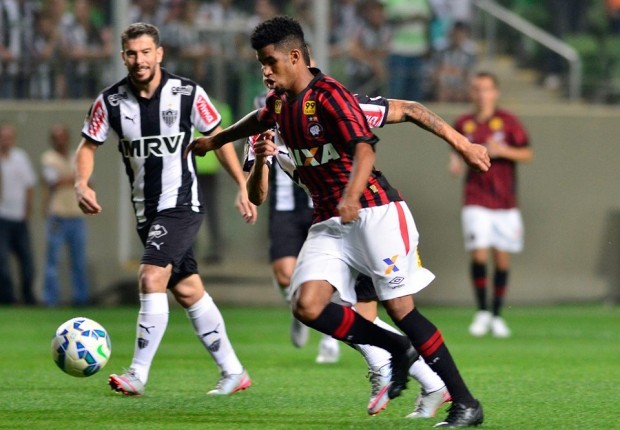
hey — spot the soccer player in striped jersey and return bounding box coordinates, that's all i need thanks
[187,16,489,427]
[74,23,255,397]
[245,92,455,418]
[450,72,533,338]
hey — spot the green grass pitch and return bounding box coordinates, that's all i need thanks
[0,304,618,429]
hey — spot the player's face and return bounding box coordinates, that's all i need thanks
[122,35,163,86]
[257,44,295,94]
[470,76,499,111]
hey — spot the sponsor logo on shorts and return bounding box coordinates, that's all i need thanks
[383,255,400,275]
[388,276,405,289]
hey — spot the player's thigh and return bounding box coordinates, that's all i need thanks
[291,218,357,305]
[462,205,493,251]
[491,208,524,253]
[137,208,202,275]
[353,203,435,301]
[268,209,312,261]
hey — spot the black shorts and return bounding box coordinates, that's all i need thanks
[355,274,378,302]
[137,207,202,282]
[269,208,313,261]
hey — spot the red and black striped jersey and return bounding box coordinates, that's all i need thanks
[256,68,401,223]
[454,108,529,209]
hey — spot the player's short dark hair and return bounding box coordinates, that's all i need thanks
[250,16,309,65]
[121,22,161,49]
[474,71,499,88]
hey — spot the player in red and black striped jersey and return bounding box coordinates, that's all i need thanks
[187,16,489,426]
[450,72,533,339]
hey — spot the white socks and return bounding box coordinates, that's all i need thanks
[186,292,243,375]
[355,315,446,393]
[130,292,169,384]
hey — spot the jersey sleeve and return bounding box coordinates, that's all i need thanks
[507,114,529,147]
[192,86,222,135]
[255,91,279,128]
[356,95,390,129]
[321,89,379,148]
[81,94,111,144]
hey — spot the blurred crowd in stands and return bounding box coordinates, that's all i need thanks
[1,0,618,105]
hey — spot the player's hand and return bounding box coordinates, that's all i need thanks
[461,142,491,172]
[184,136,219,158]
[75,183,102,215]
[337,196,361,224]
[252,131,278,160]
[485,137,506,159]
[235,187,258,225]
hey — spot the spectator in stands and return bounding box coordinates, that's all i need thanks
[128,0,165,28]
[432,21,477,102]
[30,12,62,99]
[61,0,113,98]
[0,122,37,305]
[0,0,22,98]
[384,0,433,101]
[429,0,473,50]
[345,0,392,97]
[606,0,620,34]
[41,123,89,307]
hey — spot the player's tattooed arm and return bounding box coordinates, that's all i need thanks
[386,99,491,172]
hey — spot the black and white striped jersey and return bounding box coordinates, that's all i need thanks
[81,69,221,224]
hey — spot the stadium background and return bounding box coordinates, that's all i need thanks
[2,0,620,306]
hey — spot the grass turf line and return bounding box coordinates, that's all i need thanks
[0,304,617,429]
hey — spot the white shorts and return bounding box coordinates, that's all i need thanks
[290,201,435,305]
[461,205,524,253]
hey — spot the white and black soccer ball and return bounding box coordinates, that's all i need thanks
[51,317,112,377]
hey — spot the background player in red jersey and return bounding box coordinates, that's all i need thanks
[188,16,489,427]
[450,71,534,338]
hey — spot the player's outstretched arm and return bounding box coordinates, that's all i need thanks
[246,131,277,206]
[185,109,268,158]
[74,138,102,215]
[211,126,257,225]
[386,99,490,172]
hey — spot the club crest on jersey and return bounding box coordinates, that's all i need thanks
[290,142,340,167]
[171,85,193,96]
[307,122,323,138]
[162,108,178,127]
[304,100,316,115]
[107,91,128,107]
[274,99,282,114]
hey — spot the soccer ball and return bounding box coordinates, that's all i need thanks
[51,317,112,377]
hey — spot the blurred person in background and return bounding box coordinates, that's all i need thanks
[384,0,432,101]
[450,72,533,338]
[345,0,392,97]
[0,122,37,305]
[30,12,63,99]
[432,21,477,102]
[41,123,89,307]
[61,0,113,99]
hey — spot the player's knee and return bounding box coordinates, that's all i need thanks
[292,293,323,322]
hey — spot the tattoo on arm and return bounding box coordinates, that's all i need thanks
[403,102,447,138]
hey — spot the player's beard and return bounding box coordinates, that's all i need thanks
[129,65,157,86]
